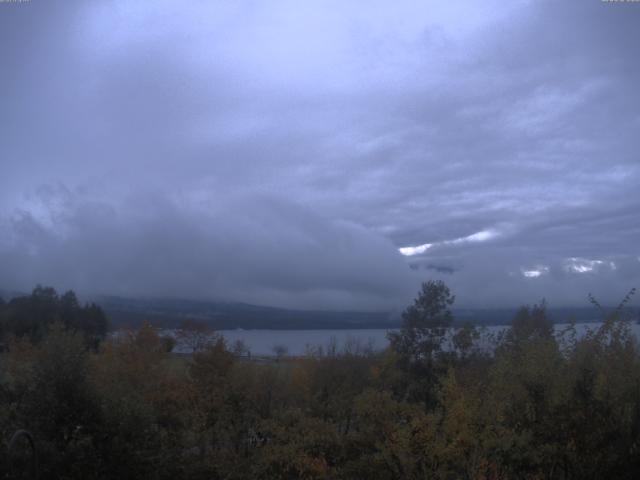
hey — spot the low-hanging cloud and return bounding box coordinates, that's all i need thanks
[0,187,416,310]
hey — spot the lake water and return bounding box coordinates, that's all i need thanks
[168,321,640,356]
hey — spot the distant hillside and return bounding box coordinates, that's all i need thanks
[3,288,623,330]
[95,296,400,330]
[93,295,613,331]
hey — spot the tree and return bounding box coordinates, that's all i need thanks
[160,335,177,353]
[232,339,251,358]
[388,280,455,362]
[502,301,552,351]
[272,344,289,360]
[386,280,455,406]
[178,319,214,353]
[2,286,59,341]
[0,286,108,346]
[452,322,480,360]
[15,323,102,478]
[91,321,174,478]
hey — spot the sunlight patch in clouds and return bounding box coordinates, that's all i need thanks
[521,265,550,278]
[449,229,499,245]
[399,243,433,257]
[399,229,500,257]
[562,257,616,274]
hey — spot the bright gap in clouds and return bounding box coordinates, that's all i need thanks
[399,243,433,256]
[522,270,542,278]
[399,229,499,256]
[521,266,550,278]
[448,229,499,245]
[563,258,615,274]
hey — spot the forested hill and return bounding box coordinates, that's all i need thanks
[94,296,398,330]
[92,295,609,330]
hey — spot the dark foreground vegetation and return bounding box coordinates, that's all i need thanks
[1,283,639,479]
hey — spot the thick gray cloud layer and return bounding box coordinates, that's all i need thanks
[1,0,639,309]
[0,186,413,309]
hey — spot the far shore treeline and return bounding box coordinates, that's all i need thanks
[1,282,639,479]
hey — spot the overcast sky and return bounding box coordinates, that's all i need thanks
[1,0,639,310]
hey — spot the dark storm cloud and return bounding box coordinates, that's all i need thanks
[1,0,639,309]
